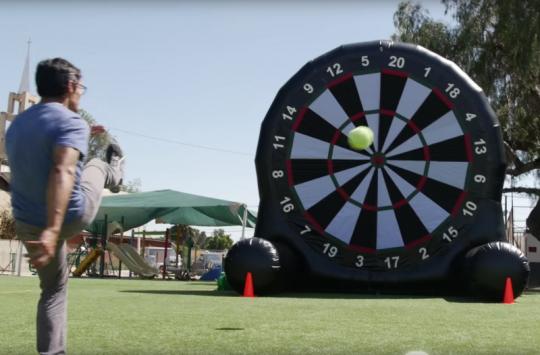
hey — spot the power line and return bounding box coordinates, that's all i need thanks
[109,127,252,157]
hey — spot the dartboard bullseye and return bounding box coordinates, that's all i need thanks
[251,41,508,285]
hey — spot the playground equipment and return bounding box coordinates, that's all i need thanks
[72,248,102,277]
[106,243,158,278]
[225,41,530,299]
[70,219,158,278]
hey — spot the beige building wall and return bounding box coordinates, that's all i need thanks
[0,91,39,163]
[0,239,33,276]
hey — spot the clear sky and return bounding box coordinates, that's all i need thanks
[1,1,459,239]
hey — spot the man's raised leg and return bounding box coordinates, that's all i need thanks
[79,155,124,226]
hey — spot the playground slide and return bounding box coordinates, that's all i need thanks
[105,243,141,274]
[106,243,158,278]
[72,249,102,277]
[118,244,159,276]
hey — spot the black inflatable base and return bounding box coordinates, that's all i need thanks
[463,241,530,301]
[224,238,281,295]
[224,237,305,295]
[225,238,530,301]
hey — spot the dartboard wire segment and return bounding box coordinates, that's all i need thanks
[262,42,503,271]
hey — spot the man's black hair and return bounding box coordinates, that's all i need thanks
[35,58,81,98]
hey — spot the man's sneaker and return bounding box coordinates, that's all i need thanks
[105,143,125,193]
[106,143,123,164]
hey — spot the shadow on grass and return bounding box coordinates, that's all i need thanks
[119,285,538,302]
[275,292,441,300]
[120,289,238,297]
[442,296,494,303]
[120,289,464,300]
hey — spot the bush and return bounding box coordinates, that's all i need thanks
[0,209,16,240]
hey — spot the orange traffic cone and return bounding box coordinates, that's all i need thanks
[503,277,514,304]
[243,272,255,297]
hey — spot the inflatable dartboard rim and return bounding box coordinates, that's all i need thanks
[255,40,506,284]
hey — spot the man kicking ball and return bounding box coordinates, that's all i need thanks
[6,58,124,355]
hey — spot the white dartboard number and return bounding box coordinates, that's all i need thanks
[389,56,405,68]
[384,256,399,269]
[445,83,460,98]
[361,56,370,67]
[300,225,311,235]
[419,247,429,260]
[462,201,477,217]
[474,174,486,184]
[355,255,364,268]
[282,106,297,121]
[326,63,343,77]
[474,138,487,155]
[465,113,477,122]
[280,196,294,213]
[442,226,459,242]
[322,243,338,258]
[304,83,314,94]
[272,170,284,179]
[273,135,286,150]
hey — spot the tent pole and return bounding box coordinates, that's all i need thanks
[175,225,181,269]
[130,229,135,278]
[162,229,169,280]
[241,204,248,240]
[16,240,23,276]
[142,230,146,262]
[100,214,108,278]
[118,216,124,279]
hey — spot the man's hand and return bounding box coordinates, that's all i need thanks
[25,228,59,269]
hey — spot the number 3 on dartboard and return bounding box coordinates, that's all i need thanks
[355,255,364,267]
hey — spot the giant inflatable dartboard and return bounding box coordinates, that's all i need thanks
[226,41,529,298]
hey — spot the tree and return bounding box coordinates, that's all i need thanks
[0,209,16,240]
[204,229,234,250]
[121,178,142,193]
[170,224,203,244]
[79,109,117,162]
[393,0,540,234]
[192,231,207,250]
[80,109,142,193]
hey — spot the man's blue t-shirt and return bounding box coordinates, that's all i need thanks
[6,102,90,227]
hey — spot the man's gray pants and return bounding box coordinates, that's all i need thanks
[16,158,121,355]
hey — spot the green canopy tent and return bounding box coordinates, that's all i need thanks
[88,189,257,234]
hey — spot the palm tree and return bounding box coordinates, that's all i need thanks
[79,109,117,162]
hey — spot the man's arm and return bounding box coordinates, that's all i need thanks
[26,146,80,268]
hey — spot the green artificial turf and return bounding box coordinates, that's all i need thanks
[0,276,539,354]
